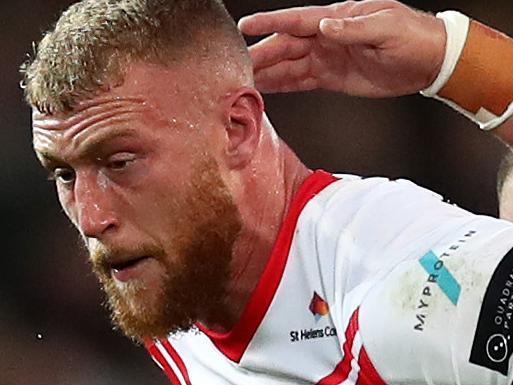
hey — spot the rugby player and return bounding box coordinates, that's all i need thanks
[22,0,513,384]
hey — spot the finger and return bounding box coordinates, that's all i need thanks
[238,1,401,37]
[319,11,397,46]
[238,5,335,37]
[253,56,313,93]
[248,34,314,71]
[344,0,403,16]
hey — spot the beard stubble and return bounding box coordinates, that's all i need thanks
[90,160,242,342]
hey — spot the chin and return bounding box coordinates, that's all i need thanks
[106,273,197,341]
[123,281,161,314]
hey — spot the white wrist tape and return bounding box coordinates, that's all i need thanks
[422,11,470,97]
[421,11,513,131]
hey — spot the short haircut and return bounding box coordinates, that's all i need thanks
[497,149,513,203]
[21,0,252,114]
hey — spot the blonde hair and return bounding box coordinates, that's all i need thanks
[21,0,251,114]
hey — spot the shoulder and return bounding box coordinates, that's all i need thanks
[322,174,445,210]
[309,173,513,312]
[315,173,513,272]
[356,215,513,383]
[307,173,466,240]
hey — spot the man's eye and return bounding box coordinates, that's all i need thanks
[108,160,130,170]
[106,154,136,171]
[50,168,76,184]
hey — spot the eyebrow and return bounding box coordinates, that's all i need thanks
[37,127,141,167]
[77,127,140,156]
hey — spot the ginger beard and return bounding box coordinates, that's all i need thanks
[89,160,242,341]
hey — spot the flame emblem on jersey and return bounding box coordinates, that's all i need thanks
[309,292,330,321]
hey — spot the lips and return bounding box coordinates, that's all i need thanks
[109,256,153,282]
[110,256,150,272]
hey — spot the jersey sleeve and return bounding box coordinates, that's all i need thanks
[327,177,513,384]
[359,220,513,384]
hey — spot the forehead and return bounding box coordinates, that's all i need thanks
[33,62,199,122]
[32,63,209,153]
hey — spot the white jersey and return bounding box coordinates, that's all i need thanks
[146,170,513,385]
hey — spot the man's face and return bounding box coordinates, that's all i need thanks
[32,64,242,341]
[500,174,513,221]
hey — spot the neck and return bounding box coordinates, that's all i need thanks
[202,125,311,332]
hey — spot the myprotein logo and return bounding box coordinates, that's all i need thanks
[419,250,461,305]
[414,231,476,333]
[470,247,513,375]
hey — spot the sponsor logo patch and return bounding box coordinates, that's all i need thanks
[419,251,461,306]
[309,291,330,321]
[289,292,337,343]
[413,231,476,332]
[470,247,513,375]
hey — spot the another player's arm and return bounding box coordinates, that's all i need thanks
[426,14,513,143]
[238,0,513,145]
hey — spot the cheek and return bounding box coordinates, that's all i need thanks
[129,180,190,237]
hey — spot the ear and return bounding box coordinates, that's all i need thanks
[222,87,265,169]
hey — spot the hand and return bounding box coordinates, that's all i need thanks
[238,0,446,97]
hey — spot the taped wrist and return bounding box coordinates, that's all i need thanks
[422,11,513,131]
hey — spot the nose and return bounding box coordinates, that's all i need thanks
[74,174,119,239]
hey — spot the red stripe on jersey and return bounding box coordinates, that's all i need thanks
[145,341,183,385]
[356,347,388,385]
[198,170,339,363]
[161,339,193,385]
[317,308,360,385]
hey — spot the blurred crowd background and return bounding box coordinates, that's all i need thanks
[2,0,513,384]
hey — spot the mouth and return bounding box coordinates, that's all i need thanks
[109,256,153,282]
[110,256,150,272]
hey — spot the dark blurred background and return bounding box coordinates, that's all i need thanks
[2,1,512,384]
